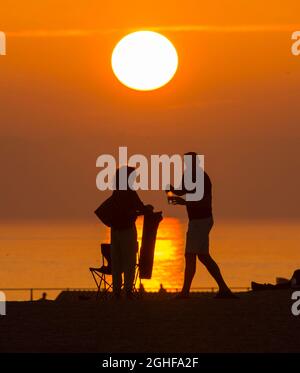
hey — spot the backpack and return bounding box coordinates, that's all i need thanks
[94,195,117,227]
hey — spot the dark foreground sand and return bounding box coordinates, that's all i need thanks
[0,290,299,353]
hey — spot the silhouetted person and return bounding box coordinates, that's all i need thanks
[252,269,300,291]
[110,166,152,300]
[139,284,146,294]
[167,152,236,299]
[158,283,167,294]
[39,292,47,301]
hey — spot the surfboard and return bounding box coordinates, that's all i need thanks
[139,211,163,279]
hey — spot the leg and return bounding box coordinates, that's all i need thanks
[181,253,197,296]
[197,253,230,292]
[122,228,137,295]
[110,230,122,297]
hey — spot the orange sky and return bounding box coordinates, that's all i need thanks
[0,0,300,221]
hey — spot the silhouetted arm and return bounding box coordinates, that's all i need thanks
[168,174,195,196]
[172,196,186,205]
[169,185,187,196]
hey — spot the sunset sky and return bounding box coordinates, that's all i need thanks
[1,0,300,221]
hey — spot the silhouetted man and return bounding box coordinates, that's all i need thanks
[167,152,236,299]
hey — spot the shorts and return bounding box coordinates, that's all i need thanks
[185,217,214,254]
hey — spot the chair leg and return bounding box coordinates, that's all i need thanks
[97,276,102,298]
[91,270,100,298]
[90,269,109,299]
[103,274,106,291]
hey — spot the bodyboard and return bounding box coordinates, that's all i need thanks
[139,211,163,279]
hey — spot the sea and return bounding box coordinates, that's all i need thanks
[0,218,299,300]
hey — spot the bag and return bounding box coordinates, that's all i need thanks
[291,269,300,288]
[94,195,117,227]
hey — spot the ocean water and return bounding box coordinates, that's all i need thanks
[0,218,299,300]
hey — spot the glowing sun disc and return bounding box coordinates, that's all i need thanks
[111,31,178,91]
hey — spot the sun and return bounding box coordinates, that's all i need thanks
[111,31,178,91]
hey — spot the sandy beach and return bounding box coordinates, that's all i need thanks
[0,289,299,353]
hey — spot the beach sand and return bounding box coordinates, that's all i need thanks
[0,290,299,353]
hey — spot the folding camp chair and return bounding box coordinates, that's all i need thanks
[89,244,113,297]
[89,242,141,298]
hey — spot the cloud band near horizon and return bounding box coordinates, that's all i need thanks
[6,24,300,38]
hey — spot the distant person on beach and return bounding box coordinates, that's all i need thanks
[158,283,167,294]
[110,166,153,300]
[38,292,47,301]
[166,152,236,299]
[252,269,300,291]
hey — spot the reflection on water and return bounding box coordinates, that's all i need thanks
[0,218,299,300]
